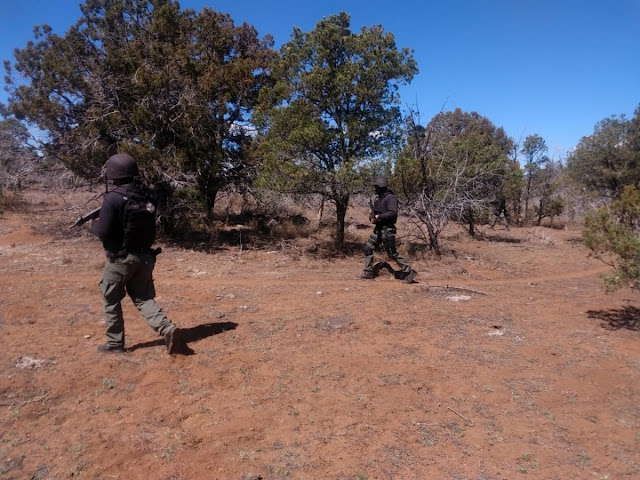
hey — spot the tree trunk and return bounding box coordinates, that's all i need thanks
[206,188,218,220]
[524,175,533,224]
[423,215,441,258]
[536,199,544,226]
[513,197,523,226]
[334,194,349,249]
[317,196,325,232]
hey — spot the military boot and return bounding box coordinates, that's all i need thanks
[402,270,417,284]
[97,343,124,354]
[164,327,194,355]
[164,327,184,354]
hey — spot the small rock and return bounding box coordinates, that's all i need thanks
[447,295,471,302]
[322,315,354,330]
[242,473,263,480]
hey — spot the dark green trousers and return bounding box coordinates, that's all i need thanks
[99,251,175,348]
[363,226,412,274]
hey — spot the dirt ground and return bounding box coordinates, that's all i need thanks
[1,188,638,480]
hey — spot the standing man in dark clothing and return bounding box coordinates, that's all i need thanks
[91,153,189,355]
[490,196,510,230]
[361,176,416,283]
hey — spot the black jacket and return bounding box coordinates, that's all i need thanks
[91,181,157,255]
[371,189,398,228]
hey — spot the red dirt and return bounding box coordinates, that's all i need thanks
[1,188,638,480]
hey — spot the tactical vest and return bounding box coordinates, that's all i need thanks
[116,185,157,252]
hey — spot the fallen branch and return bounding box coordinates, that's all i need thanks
[447,406,469,422]
[0,392,50,407]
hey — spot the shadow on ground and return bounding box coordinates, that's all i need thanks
[482,233,523,243]
[587,306,640,331]
[128,321,239,352]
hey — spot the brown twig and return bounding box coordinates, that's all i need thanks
[447,406,469,422]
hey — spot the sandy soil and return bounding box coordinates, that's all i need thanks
[1,188,638,480]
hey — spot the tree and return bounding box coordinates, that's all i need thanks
[253,12,417,248]
[2,0,274,227]
[569,105,640,291]
[583,185,639,291]
[395,108,515,254]
[567,105,640,198]
[520,134,549,222]
[533,160,565,226]
[0,118,40,193]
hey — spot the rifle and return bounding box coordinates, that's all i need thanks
[71,207,101,228]
[71,178,108,228]
[369,197,376,222]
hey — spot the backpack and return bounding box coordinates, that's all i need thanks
[119,185,157,252]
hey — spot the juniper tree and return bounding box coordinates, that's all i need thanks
[395,108,516,254]
[569,104,640,290]
[3,0,274,226]
[253,12,417,248]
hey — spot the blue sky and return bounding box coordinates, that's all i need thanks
[1,0,639,159]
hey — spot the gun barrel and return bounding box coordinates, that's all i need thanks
[71,207,101,228]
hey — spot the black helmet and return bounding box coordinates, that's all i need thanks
[105,153,139,180]
[372,175,389,188]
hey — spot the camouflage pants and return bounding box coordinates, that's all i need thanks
[490,207,510,229]
[363,226,412,275]
[99,251,175,348]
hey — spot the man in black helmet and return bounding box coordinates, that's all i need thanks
[90,153,190,355]
[361,175,416,283]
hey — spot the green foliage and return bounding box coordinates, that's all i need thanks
[3,0,275,219]
[397,109,514,199]
[521,134,548,167]
[520,134,549,222]
[254,12,417,246]
[583,185,640,291]
[569,105,640,291]
[567,104,640,198]
[396,108,516,248]
[503,159,525,216]
[534,194,564,225]
[532,160,565,226]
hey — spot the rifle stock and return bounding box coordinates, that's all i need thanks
[71,207,101,228]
